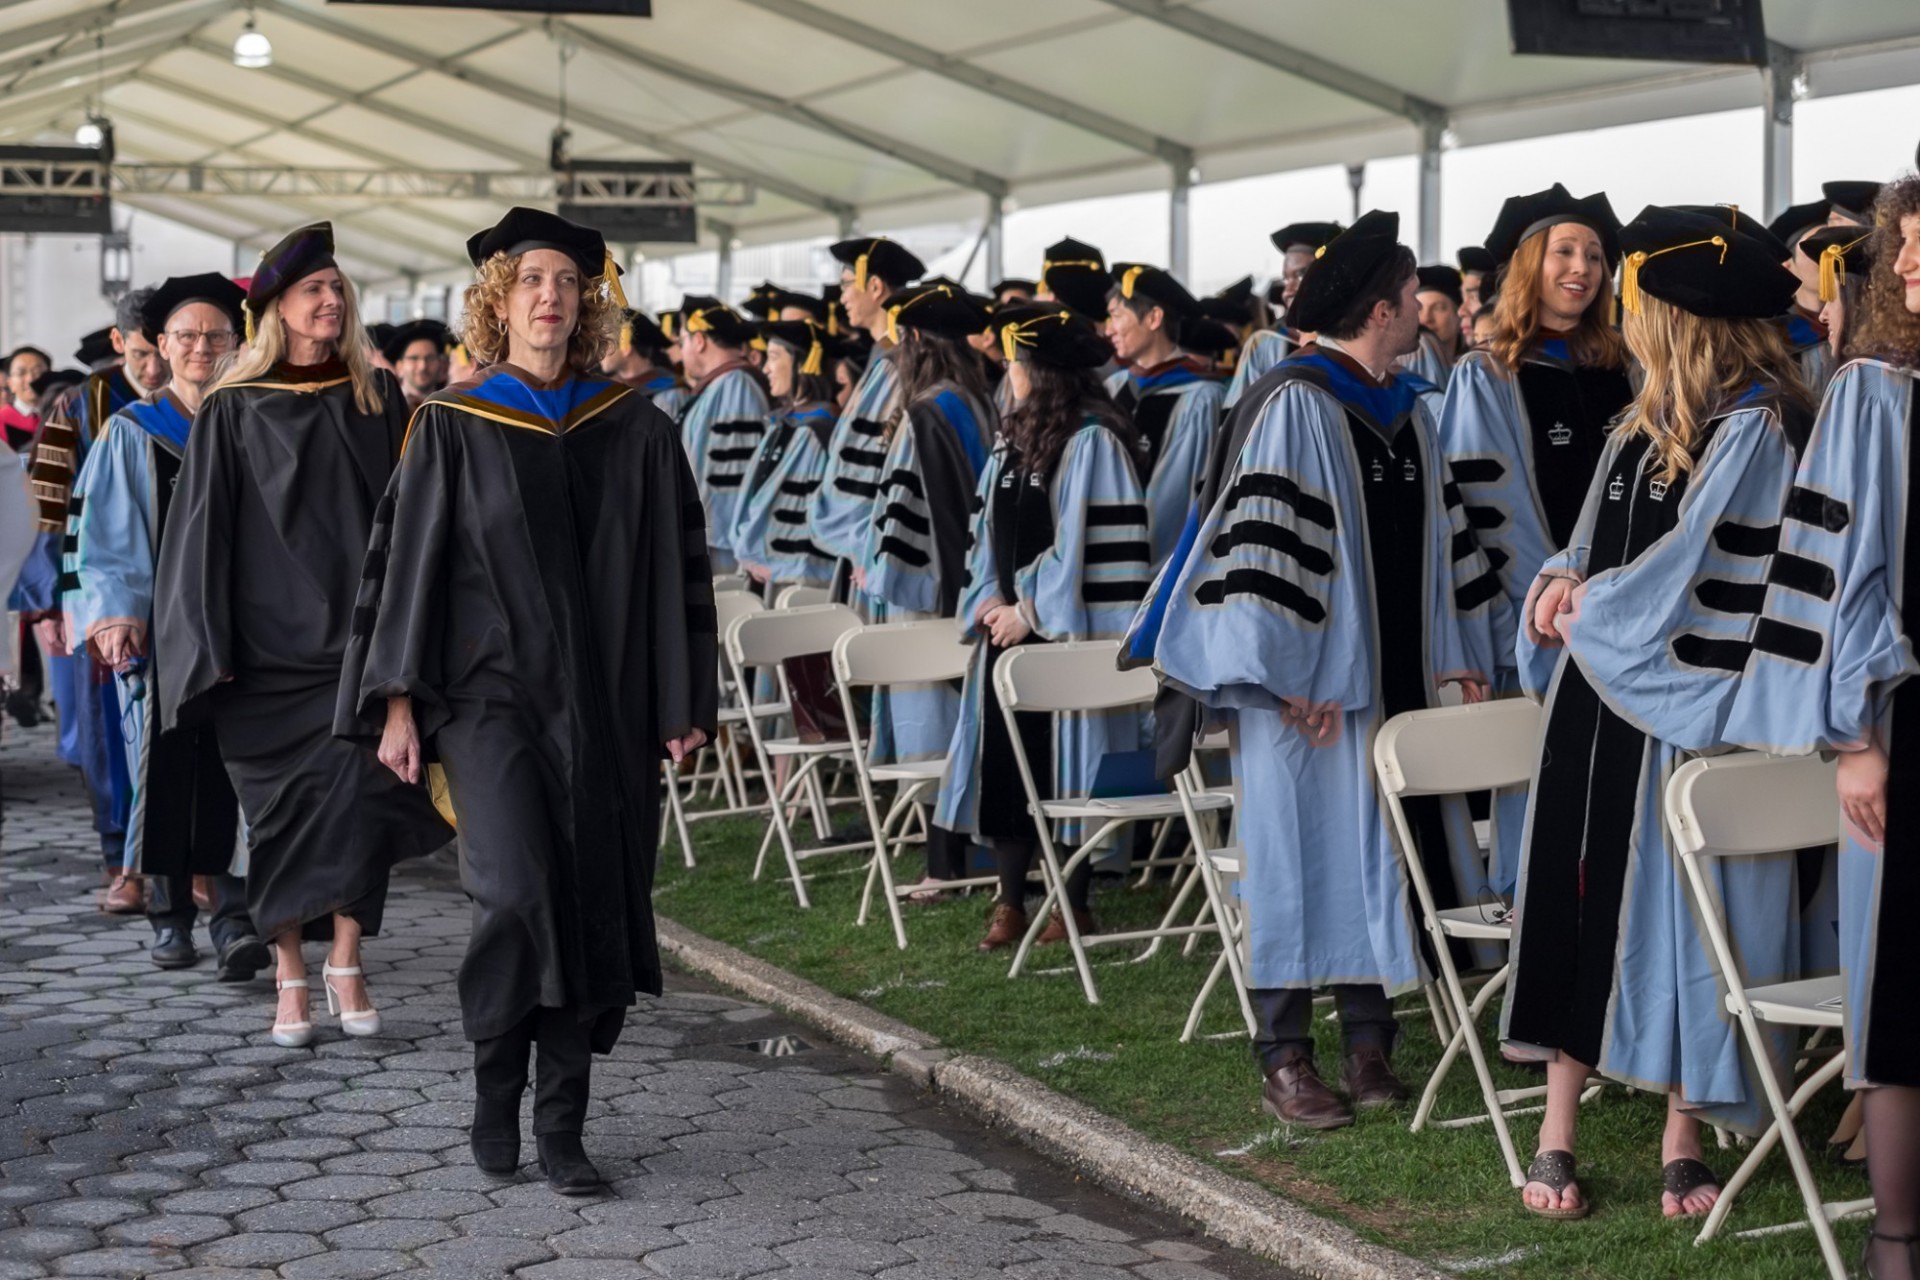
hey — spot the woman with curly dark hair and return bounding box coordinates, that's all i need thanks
[934,303,1153,950]
[337,207,717,1195]
[1734,175,1920,1280]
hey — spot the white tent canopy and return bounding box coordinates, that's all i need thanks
[2,0,1917,288]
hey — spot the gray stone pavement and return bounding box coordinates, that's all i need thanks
[0,722,1301,1280]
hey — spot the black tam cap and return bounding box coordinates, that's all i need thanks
[1270,222,1343,255]
[366,322,395,350]
[1457,245,1497,276]
[141,273,246,343]
[1619,206,1798,320]
[990,278,1037,301]
[467,207,625,306]
[992,302,1112,370]
[31,368,85,399]
[245,222,336,334]
[1415,265,1463,306]
[884,277,992,341]
[1175,316,1239,357]
[1822,181,1883,225]
[742,281,782,319]
[1768,199,1831,252]
[1485,184,1621,268]
[656,309,681,341]
[1039,237,1109,320]
[1287,209,1406,334]
[769,287,828,323]
[1109,264,1201,322]
[760,319,830,376]
[381,318,453,364]
[830,237,925,292]
[677,296,758,347]
[616,310,672,354]
[1798,225,1874,304]
[73,326,115,368]
[1672,205,1789,265]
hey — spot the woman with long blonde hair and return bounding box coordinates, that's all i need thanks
[1501,207,1814,1223]
[154,223,451,1052]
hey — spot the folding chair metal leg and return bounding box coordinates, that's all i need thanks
[661,761,697,869]
[847,755,911,950]
[1132,857,1206,963]
[1007,833,1104,1004]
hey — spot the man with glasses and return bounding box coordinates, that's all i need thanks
[67,274,262,978]
[380,318,453,410]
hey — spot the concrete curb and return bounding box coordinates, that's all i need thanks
[656,916,1449,1280]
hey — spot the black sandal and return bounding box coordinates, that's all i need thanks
[1864,1229,1920,1280]
[1522,1149,1590,1220]
[1660,1157,1720,1218]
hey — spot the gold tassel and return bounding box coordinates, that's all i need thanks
[244,307,256,345]
[661,313,675,339]
[1819,244,1844,304]
[602,249,628,310]
[686,308,713,334]
[886,306,899,344]
[1314,244,1328,260]
[827,310,839,336]
[1620,251,1647,316]
[801,333,823,376]
[1001,323,1020,364]
[1120,265,1146,299]
[855,250,870,293]
[618,322,632,356]
[451,342,467,365]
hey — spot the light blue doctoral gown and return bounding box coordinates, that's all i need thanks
[680,364,768,573]
[810,346,900,565]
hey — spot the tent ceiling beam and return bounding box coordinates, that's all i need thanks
[0,1,231,91]
[542,17,1008,197]
[0,0,226,90]
[731,0,1194,169]
[1094,0,1446,128]
[254,0,857,219]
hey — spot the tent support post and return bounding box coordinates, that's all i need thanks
[985,194,1005,289]
[1416,113,1444,264]
[714,221,735,301]
[1762,41,1798,225]
[1169,164,1191,283]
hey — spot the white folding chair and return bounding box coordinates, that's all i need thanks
[725,604,865,906]
[660,589,778,864]
[712,571,750,595]
[1173,762,1258,1042]
[775,584,833,611]
[1666,752,1868,1280]
[993,641,1233,1004]
[1374,699,1589,1189]
[829,620,993,948]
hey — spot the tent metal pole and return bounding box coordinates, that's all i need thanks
[714,222,736,302]
[1169,165,1191,283]
[985,194,1005,289]
[1762,41,1798,224]
[1417,115,1444,265]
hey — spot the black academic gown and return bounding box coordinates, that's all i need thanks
[335,365,719,1049]
[156,362,452,942]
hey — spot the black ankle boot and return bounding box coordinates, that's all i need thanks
[535,1132,601,1195]
[470,1093,522,1176]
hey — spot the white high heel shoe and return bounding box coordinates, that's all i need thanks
[272,977,314,1048]
[323,963,381,1037]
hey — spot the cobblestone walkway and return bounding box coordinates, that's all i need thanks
[0,724,1299,1280]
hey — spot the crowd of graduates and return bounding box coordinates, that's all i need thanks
[0,168,1913,1274]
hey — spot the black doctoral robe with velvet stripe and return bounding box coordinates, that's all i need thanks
[335,366,718,1049]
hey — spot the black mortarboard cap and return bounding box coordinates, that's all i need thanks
[760,318,830,375]
[657,309,681,341]
[1484,184,1621,268]
[1286,209,1405,335]
[1039,237,1108,318]
[1457,245,1497,275]
[141,273,246,343]
[741,281,782,319]
[1415,265,1463,306]
[381,318,454,364]
[1798,225,1874,304]
[990,278,1037,301]
[1109,264,1201,321]
[245,222,336,333]
[885,277,992,340]
[467,206,625,305]
[769,286,828,323]
[1175,315,1239,357]
[991,302,1113,370]
[617,310,671,354]
[31,368,85,399]
[830,237,925,291]
[1673,205,1789,265]
[1619,205,1799,320]
[73,326,115,367]
[1270,222,1344,254]
[1767,199,1831,252]
[1822,181,1883,224]
[677,295,758,347]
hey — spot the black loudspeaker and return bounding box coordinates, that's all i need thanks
[329,0,648,14]
[1507,0,1768,66]
[0,145,112,234]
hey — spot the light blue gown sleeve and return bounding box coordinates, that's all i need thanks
[1144,382,1223,569]
[1425,404,1505,688]
[811,355,898,564]
[954,453,1001,642]
[691,371,769,552]
[727,414,785,568]
[757,428,836,589]
[1725,361,1919,753]
[1224,331,1289,409]
[65,415,153,645]
[1018,425,1153,641]
[1438,353,1551,674]
[1559,406,1805,750]
[1152,383,1373,716]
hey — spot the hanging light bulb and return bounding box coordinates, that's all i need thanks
[74,115,106,148]
[232,11,272,68]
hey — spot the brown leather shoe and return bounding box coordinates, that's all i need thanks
[978,902,1029,952]
[1341,1047,1410,1108]
[1261,1052,1353,1130]
[1035,907,1097,945]
[191,875,214,913]
[101,871,144,915]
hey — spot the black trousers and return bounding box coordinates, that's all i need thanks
[1250,984,1397,1075]
[473,1006,593,1136]
[995,840,1092,910]
[925,823,971,880]
[147,872,253,952]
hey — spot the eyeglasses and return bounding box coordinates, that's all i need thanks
[165,329,236,350]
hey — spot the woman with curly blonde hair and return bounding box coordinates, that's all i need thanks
[338,207,717,1195]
